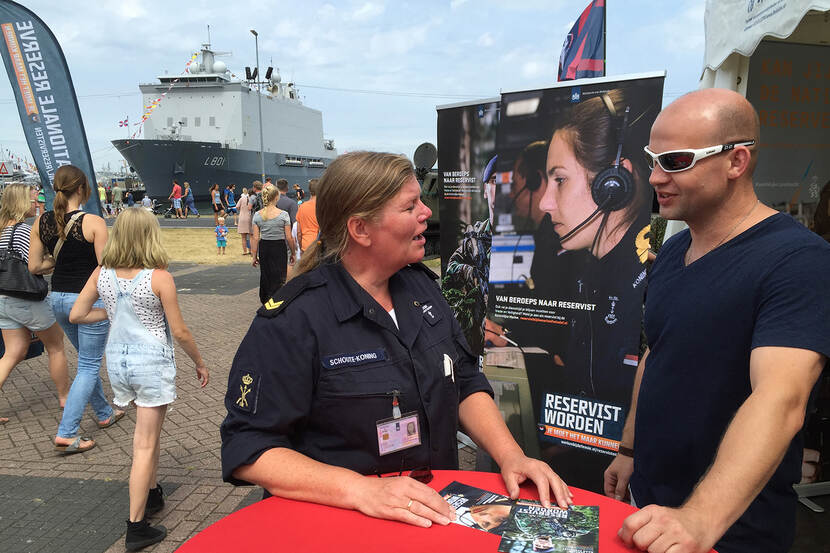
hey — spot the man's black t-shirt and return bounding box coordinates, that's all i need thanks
[633,213,830,553]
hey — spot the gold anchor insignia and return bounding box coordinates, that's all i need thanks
[236,373,254,408]
[635,224,651,263]
[264,299,283,310]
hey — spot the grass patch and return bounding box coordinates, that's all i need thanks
[160,228,251,265]
[423,256,442,276]
[160,228,445,271]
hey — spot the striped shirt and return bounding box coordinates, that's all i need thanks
[0,223,31,263]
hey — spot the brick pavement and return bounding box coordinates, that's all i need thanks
[0,262,480,552]
[0,265,261,553]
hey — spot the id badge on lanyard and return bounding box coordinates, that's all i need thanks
[376,390,421,455]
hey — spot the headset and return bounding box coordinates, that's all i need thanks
[558,94,635,245]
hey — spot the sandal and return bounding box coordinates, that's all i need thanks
[98,410,126,429]
[55,436,96,455]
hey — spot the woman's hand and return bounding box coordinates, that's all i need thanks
[195,365,209,387]
[289,253,296,266]
[348,475,455,528]
[252,256,259,267]
[499,450,573,509]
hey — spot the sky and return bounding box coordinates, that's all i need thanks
[0,0,707,173]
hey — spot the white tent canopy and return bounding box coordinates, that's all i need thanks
[701,0,830,92]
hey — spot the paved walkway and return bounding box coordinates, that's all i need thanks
[0,262,269,553]
[0,261,824,552]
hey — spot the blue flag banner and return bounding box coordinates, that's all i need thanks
[0,0,100,214]
[557,0,605,82]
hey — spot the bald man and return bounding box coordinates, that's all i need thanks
[604,89,830,553]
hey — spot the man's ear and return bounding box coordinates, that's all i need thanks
[726,147,752,180]
[621,157,633,175]
[346,215,372,248]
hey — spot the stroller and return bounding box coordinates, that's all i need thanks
[162,201,176,218]
[142,198,165,216]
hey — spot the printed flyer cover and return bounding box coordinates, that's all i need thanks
[439,481,513,534]
[497,501,599,553]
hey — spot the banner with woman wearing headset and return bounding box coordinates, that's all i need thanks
[487,73,664,493]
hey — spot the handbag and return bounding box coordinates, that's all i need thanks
[0,223,49,301]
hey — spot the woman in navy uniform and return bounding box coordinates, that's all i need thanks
[221,151,571,528]
[532,89,652,491]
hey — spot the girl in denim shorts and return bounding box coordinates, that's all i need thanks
[70,207,209,551]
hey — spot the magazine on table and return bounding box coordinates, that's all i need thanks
[438,481,599,552]
[496,500,599,553]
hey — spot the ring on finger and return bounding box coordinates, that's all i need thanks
[406,499,413,510]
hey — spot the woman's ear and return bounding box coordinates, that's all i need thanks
[346,215,372,248]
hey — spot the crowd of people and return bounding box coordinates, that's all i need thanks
[0,89,828,553]
[1,166,209,551]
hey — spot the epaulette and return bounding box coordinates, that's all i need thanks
[410,262,440,283]
[256,271,325,318]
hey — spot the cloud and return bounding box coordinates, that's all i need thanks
[352,2,385,21]
[115,3,148,19]
[450,0,469,10]
[522,60,545,78]
[477,32,494,47]
[650,4,705,54]
[367,23,429,59]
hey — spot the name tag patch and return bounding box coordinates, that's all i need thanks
[421,303,442,326]
[322,349,388,370]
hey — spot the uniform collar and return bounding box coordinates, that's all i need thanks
[323,263,429,347]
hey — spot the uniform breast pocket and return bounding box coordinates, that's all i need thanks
[316,361,404,414]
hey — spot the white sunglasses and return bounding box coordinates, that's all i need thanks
[643,140,755,173]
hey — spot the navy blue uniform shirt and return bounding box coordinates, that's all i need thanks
[220,262,493,486]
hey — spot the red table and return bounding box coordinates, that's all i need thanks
[177,470,704,552]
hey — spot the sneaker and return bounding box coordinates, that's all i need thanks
[125,519,167,551]
[145,484,165,517]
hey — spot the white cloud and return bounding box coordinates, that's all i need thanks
[367,23,429,59]
[477,32,494,48]
[450,0,469,10]
[116,4,148,19]
[650,4,705,54]
[352,2,385,21]
[522,60,545,78]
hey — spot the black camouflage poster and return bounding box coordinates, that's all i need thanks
[437,99,500,358]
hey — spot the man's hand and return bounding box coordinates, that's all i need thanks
[618,505,717,553]
[499,450,573,509]
[603,454,633,501]
[484,318,508,347]
[349,475,454,528]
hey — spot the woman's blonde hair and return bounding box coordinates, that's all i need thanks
[0,183,33,229]
[53,165,91,239]
[295,151,414,276]
[101,207,169,269]
[261,183,278,206]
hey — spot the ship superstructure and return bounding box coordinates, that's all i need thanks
[113,42,336,200]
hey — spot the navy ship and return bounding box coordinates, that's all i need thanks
[112,42,336,201]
